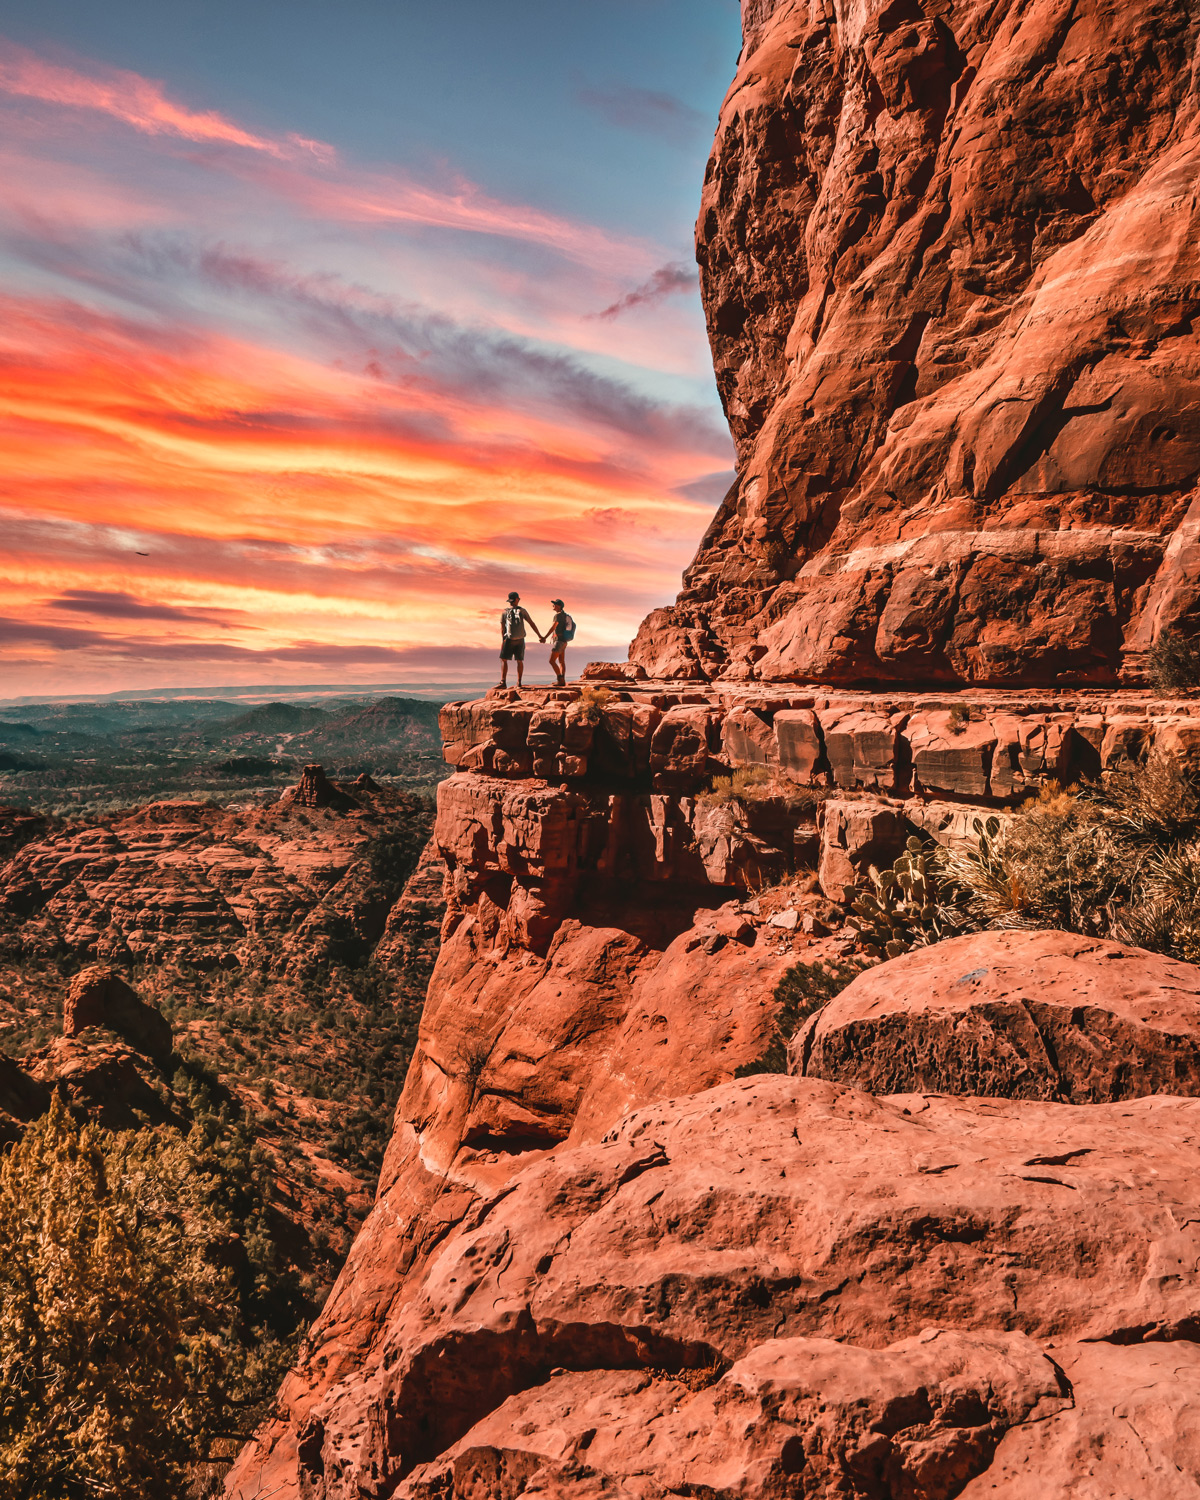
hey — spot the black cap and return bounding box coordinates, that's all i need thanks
[507,591,520,601]
[551,598,564,607]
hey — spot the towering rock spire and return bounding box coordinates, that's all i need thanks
[632,0,1200,687]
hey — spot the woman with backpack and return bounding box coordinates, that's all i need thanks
[548,598,575,687]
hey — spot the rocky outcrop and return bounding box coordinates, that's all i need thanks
[64,964,172,1062]
[629,0,1200,687]
[402,1331,1070,1499]
[227,680,1200,1496]
[959,1341,1200,1498]
[795,929,1200,1099]
[223,0,1200,1480]
[230,1075,1200,1496]
[25,1035,181,1132]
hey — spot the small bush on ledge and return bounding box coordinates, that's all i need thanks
[736,957,867,1076]
[577,684,614,722]
[698,764,773,807]
[1148,629,1200,692]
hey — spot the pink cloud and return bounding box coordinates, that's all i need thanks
[272,165,654,275]
[0,38,656,274]
[0,38,334,161]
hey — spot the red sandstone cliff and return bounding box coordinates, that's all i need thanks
[631,0,1200,687]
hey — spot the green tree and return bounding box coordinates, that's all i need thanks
[0,1095,235,1499]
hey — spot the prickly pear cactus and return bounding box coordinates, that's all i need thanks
[849,837,949,960]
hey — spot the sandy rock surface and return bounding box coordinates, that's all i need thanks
[228,1075,1200,1496]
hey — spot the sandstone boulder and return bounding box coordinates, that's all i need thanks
[959,1340,1200,1499]
[796,929,1200,1101]
[817,798,909,903]
[64,964,172,1062]
[401,1330,1070,1499]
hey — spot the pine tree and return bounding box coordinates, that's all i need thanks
[0,1095,235,1499]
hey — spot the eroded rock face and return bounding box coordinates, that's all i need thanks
[0,778,428,971]
[629,0,1200,686]
[959,1341,1200,1499]
[64,964,172,1062]
[401,1331,1069,1500]
[795,929,1200,1100]
[228,1075,1200,1497]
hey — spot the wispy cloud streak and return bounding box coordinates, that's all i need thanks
[0,39,333,160]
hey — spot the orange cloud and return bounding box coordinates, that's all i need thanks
[0,41,727,695]
[0,290,721,693]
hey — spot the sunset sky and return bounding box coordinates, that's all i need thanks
[0,0,742,698]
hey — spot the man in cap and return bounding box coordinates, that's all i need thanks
[498,590,544,689]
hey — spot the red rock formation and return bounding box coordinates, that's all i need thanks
[959,1341,1200,1498]
[0,779,427,971]
[25,1036,180,1132]
[230,1075,1200,1496]
[402,1331,1069,1499]
[227,681,1200,1496]
[796,929,1200,1099]
[629,0,1200,687]
[282,763,358,811]
[64,963,172,1062]
[223,0,1200,1481]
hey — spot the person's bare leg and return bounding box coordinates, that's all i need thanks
[550,648,566,684]
[516,658,525,688]
[499,656,508,688]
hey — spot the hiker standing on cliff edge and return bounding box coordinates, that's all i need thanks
[498,590,543,689]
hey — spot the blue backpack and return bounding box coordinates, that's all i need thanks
[561,613,576,641]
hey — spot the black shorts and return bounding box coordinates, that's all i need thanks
[500,638,525,661]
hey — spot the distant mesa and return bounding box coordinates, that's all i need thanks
[220,702,329,735]
[209,755,288,776]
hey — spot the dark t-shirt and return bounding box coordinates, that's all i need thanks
[551,610,568,644]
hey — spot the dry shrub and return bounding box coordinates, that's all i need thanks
[1112,841,1200,962]
[1148,630,1200,692]
[736,957,867,1076]
[576,684,614,722]
[1090,748,1200,845]
[697,763,773,807]
[939,786,1136,936]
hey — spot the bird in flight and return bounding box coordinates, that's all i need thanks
[135,551,149,556]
